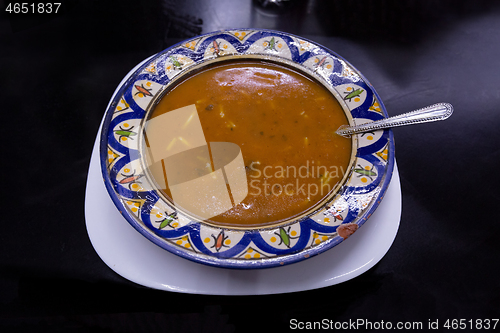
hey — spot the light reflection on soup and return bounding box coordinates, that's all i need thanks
[147,61,352,228]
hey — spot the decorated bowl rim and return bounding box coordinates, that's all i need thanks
[99,28,395,269]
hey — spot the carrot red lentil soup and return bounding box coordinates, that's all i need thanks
[147,60,352,228]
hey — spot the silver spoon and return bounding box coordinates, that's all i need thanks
[336,102,453,137]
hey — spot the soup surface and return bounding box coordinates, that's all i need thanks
[146,60,351,228]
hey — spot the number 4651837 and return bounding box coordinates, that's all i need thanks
[5,3,61,14]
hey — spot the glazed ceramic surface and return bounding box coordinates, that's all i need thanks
[87,133,401,294]
[100,29,395,269]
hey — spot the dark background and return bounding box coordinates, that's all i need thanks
[1,0,500,332]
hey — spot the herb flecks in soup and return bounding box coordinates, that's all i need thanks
[147,61,351,228]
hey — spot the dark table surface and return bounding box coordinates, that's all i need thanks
[2,0,500,332]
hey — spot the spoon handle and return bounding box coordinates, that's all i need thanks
[336,102,454,137]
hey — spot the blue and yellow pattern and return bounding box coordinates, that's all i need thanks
[100,29,395,269]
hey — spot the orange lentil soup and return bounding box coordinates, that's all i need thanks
[147,60,352,228]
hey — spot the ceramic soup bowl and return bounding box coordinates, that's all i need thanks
[100,29,395,269]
